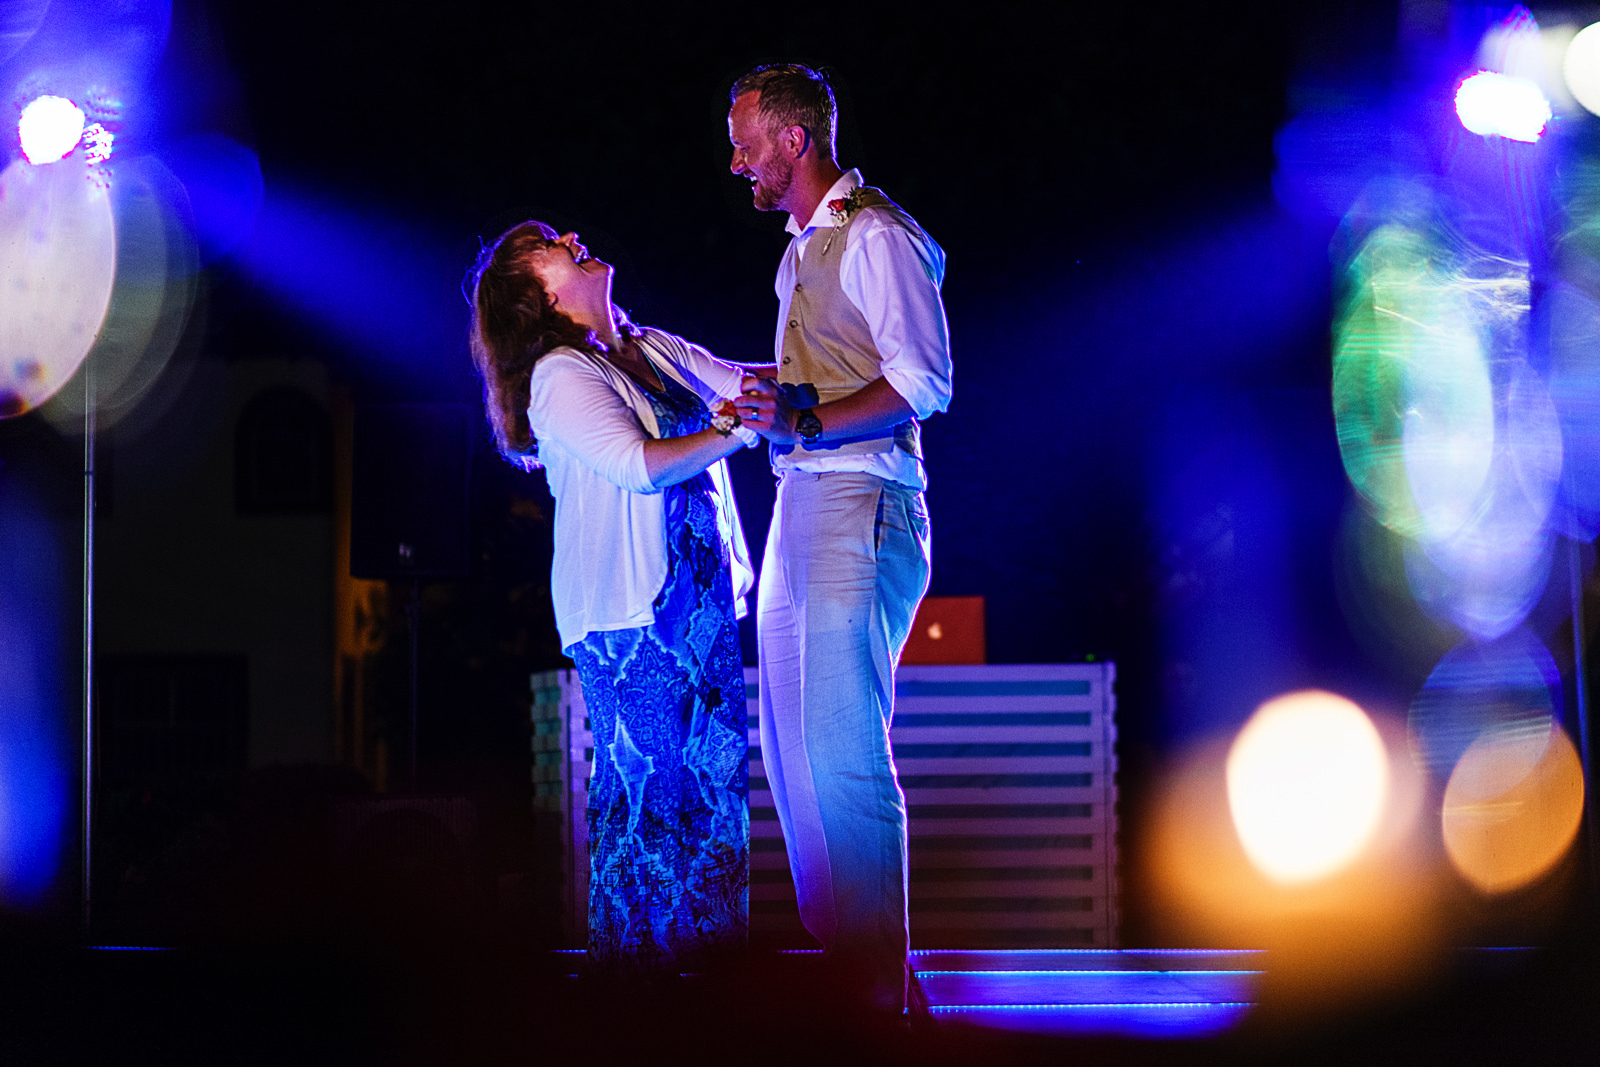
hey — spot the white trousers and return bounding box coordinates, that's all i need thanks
[757,470,931,1011]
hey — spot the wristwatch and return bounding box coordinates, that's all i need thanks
[795,408,823,444]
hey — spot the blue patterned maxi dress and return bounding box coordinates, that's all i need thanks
[568,370,749,977]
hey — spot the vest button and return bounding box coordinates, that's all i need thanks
[794,283,804,291]
[788,320,798,328]
[782,357,791,364]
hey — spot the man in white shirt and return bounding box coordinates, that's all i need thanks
[728,62,952,1018]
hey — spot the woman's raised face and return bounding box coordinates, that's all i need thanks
[528,232,611,310]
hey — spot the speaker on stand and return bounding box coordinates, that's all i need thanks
[350,403,473,789]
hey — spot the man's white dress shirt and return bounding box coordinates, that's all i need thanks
[773,169,953,489]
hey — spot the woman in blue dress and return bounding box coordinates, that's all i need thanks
[466,221,764,976]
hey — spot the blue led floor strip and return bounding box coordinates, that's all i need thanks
[915,953,1260,959]
[933,1002,1255,1011]
[917,969,1261,976]
[929,1002,1255,1040]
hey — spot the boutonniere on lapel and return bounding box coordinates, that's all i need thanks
[820,186,869,255]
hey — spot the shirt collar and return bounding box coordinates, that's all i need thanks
[786,168,865,237]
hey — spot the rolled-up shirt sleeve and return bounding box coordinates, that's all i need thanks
[840,214,953,420]
[528,352,656,494]
[645,329,747,405]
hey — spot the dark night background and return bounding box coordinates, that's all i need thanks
[226,0,1322,909]
[5,0,1407,938]
[8,0,1597,1061]
[196,0,1386,731]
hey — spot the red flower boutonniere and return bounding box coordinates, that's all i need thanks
[821,187,870,255]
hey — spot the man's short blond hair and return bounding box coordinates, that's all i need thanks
[731,63,837,159]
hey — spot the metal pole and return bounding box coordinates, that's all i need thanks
[409,576,420,791]
[81,350,96,939]
[1571,537,1597,889]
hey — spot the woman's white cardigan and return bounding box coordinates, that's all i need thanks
[526,327,755,650]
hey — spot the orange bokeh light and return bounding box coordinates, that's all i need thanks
[1226,691,1390,884]
[1442,723,1584,896]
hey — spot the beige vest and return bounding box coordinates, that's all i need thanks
[779,187,922,459]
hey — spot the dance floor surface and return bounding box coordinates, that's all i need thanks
[0,932,1593,1064]
[549,947,1263,1040]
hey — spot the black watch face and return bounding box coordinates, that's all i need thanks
[797,412,823,440]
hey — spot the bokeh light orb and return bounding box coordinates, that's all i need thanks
[1544,281,1600,539]
[1442,723,1584,895]
[17,95,85,165]
[1563,23,1600,117]
[1336,215,1558,640]
[1227,691,1391,885]
[1455,71,1551,142]
[1332,222,1488,542]
[0,157,116,418]
[1408,630,1559,780]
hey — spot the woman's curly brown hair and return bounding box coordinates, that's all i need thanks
[464,220,638,468]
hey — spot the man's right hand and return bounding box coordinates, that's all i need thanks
[738,375,798,445]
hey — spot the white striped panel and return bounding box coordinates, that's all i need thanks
[549,664,1119,948]
[741,663,1119,947]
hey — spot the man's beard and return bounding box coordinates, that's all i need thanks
[753,155,793,211]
